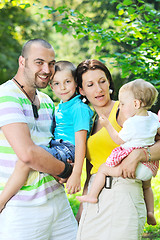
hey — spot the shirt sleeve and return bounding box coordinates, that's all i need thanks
[0,89,27,127]
[72,104,93,133]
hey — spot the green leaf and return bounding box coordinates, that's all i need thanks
[96,45,102,52]
[44,6,52,10]
[123,0,133,5]
[116,3,123,9]
[128,7,135,14]
[144,14,150,21]
[23,3,30,9]
[118,9,124,15]
[55,25,62,32]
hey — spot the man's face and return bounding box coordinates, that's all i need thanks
[23,43,56,89]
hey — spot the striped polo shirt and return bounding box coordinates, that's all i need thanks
[0,80,64,206]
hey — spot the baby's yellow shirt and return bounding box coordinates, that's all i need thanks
[86,101,122,174]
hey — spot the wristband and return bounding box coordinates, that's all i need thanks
[144,147,151,162]
[57,162,73,179]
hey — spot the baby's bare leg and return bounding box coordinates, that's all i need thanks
[143,180,156,225]
[76,163,122,203]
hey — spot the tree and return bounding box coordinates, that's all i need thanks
[1,0,159,110]
[46,0,160,86]
[0,1,51,84]
[39,0,159,111]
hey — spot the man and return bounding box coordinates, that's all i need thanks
[0,39,77,240]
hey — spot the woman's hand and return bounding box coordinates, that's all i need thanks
[120,148,143,178]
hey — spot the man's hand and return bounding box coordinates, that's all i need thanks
[56,159,74,184]
[53,175,67,184]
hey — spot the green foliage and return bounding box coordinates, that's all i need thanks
[143,170,160,239]
[44,0,160,86]
[0,2,23,83]
[0,1,51,84]
[0,1,160,237]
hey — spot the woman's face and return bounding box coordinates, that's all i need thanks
[79,69,110,109]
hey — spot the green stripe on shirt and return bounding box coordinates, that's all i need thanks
[0,146,15,154]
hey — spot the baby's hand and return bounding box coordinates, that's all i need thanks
[66,173,81,195]
[99,114,110,127]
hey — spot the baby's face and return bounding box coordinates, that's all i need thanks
[118,90,137,119]
[50,70,77,102]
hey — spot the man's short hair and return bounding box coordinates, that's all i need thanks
[21,39,53,58]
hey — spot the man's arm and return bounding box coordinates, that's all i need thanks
[2,122,65,176]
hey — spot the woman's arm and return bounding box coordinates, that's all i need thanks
[76,159,92,223]
[120,140,160,178]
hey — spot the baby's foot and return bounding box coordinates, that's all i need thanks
[76,195,98,203]
[147,212,157,225]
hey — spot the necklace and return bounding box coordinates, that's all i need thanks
[13,77,39,119]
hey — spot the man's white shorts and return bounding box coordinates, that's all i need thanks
[0,191,78,240]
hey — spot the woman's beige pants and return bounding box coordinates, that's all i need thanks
[77,176,146,240]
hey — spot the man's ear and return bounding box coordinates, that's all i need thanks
[19,56,25,67]
[79,87,85,96]
[134,99,141,109]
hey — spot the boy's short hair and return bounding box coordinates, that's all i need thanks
[54,61,76,81]
[120,79,158,110]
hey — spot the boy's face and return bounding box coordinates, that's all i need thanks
[51,70,77,102]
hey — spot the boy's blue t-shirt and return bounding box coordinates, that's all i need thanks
[53,95,94,145]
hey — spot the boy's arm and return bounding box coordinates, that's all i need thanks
[0,160,30,212]
[99,114,124,145]
[66,130,87,194]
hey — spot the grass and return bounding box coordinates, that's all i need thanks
[142,169,160,239]
[65,163,160,239]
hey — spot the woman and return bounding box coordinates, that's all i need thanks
[76,59,160,240]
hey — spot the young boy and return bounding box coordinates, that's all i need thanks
[0,61,94,212]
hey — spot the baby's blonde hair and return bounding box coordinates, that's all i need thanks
[119,79,158,110]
